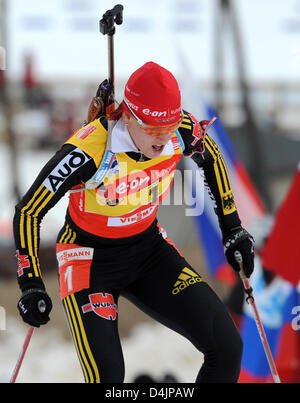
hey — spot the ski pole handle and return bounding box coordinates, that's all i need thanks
[234,251,281,384]
[234,250,247,280]
[234,250,252,295]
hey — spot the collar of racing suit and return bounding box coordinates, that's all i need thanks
[110,117,175,156]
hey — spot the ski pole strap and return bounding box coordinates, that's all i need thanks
[241,278,254,304]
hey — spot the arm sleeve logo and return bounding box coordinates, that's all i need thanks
[43,149,91,193]
[16,250,30,277]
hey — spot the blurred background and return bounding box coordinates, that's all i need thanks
[0,0,299,383]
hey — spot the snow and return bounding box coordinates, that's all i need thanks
[0,317,82,383]
[0,317,203,383]
[122,323,203,383]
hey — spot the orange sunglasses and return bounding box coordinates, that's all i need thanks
[124,99,183,136]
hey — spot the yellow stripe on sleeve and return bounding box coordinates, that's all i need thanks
[26,189,52,277]
[20,184,45,248]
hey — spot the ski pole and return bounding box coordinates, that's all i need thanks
[234,251,281,384]
[10,326,35,383]
[10,299,46,383]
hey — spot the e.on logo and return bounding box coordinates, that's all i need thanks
[0,306,6,330]
[142,108,167,118]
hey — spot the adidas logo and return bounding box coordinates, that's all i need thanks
[172,267,204,295]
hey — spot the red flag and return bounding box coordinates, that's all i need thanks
[262,164,300,287]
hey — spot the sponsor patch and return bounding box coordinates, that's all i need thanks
[56,244,93,299]
[43,148,90,193]
[16,250,30,277]
[57,246,94,267]
[142,108,167,118]
[75,125,96,140]
[172,267,204,295]
[107,206,156,227]
[82,293,118,320]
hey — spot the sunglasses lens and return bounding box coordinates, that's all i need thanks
[141,119,182,136]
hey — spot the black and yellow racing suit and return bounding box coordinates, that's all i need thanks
[13,110,243,383]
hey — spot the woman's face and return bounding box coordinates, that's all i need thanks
[122,112,175,159]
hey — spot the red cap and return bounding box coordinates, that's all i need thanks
[123,62,181,127]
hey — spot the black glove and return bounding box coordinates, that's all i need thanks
[18,288,52,328]
[223,227,255,278]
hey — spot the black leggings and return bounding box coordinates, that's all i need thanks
[59,226,243,383]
